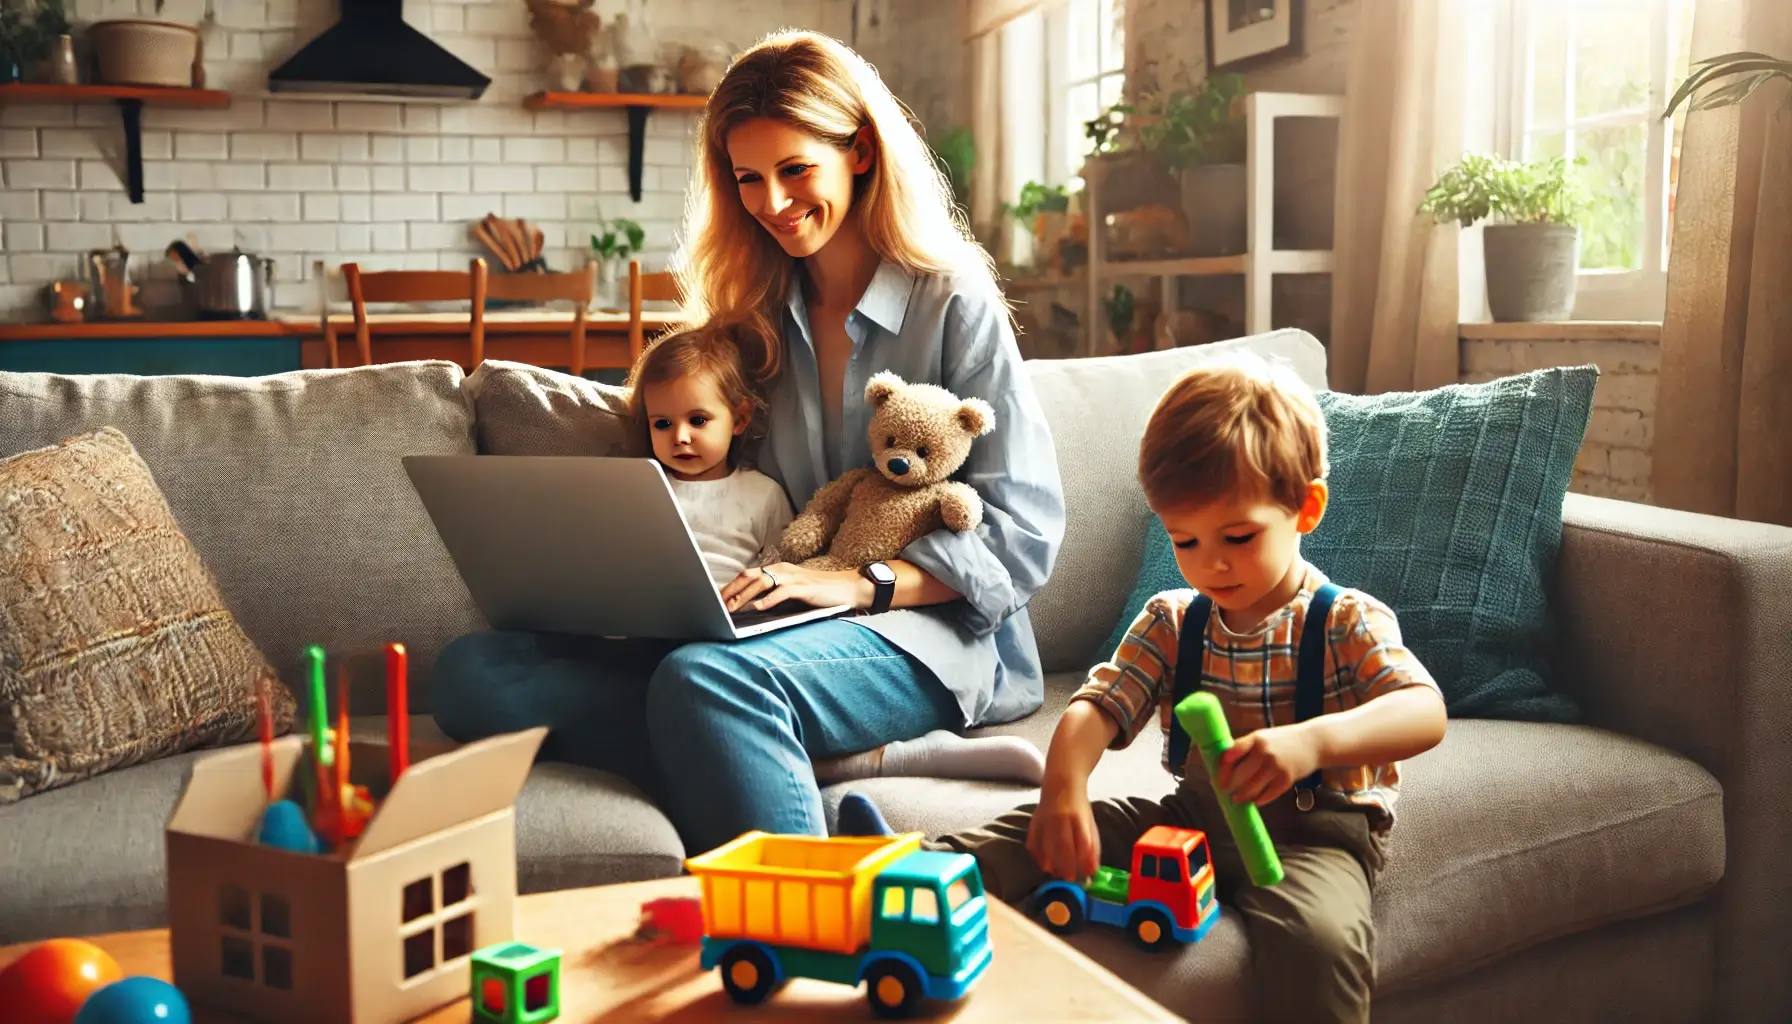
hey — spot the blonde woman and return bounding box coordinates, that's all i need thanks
[431,30,1066,856]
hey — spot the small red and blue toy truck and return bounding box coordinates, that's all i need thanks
[685,831,993,1019]
[1030,825,1220,951]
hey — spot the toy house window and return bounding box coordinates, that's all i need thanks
[400,862,479,982]
[217,884,295,990]
[910,889,940,925]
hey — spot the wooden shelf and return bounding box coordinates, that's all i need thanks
[0,83,231,108]
[0,83,232,204]
[522,91,707,202]
[523,91,707,111]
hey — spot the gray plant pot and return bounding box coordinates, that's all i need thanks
[1483,223,1580,322]
[1179,163,1248,257]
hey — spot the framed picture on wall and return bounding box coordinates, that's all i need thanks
[1205,0,1305,70]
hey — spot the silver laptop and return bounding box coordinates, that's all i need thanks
[402,455,851,641]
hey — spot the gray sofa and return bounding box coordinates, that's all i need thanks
[0,330,1784,1023]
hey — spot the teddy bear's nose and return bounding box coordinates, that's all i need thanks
[886,456,911,476]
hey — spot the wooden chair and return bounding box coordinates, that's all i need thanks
[486,260,598,376]
[337,259,489,369]
[629,260,682,366]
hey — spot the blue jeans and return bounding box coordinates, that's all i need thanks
[429,619,961,855]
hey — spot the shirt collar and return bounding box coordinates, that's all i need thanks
[782,259,915,335]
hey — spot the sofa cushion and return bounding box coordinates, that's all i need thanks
[829,674,1724,1017]
[464,360,643,457]
[0,716,688,945]
[0,428,298,802]
[1023,331,1330,674]
[0,362,482,714]
[1304,367,1597,721]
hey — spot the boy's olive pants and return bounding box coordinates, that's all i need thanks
[931,782,1386,1024]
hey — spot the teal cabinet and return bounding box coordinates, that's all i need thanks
[0,336,302,377]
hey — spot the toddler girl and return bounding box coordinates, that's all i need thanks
[627,323,1045,786]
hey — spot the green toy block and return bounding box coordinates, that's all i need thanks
[1086,865,1130,905]
[471,941,562,1024]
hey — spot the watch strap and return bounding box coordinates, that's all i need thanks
[864,562,895,615]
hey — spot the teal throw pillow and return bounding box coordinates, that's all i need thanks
[1097,514,1186,662]
[1096,365,1597,723]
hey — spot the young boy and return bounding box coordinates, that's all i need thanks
[838,353,1448,1022]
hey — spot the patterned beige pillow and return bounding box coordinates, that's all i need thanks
[0,427,295,802]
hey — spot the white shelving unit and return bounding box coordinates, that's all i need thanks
[1081,91,1346,356]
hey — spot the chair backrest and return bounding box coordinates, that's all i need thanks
[340,259,489,368]
[486,260,599,376]
[628,260,682,364]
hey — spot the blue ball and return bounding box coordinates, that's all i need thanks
[74,976,192,1024]
[257,799,320,854]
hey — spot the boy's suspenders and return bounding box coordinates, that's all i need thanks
[1168,582,1343,812]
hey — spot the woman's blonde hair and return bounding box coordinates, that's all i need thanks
[675,29,1004,384]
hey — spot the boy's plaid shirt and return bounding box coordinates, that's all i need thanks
[1072,564,1441,830]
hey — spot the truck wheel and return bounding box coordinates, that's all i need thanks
[864,960,924,1019]
[1129,907,1175,952]
[718,945,779,1005]
[1036,889,1086,935]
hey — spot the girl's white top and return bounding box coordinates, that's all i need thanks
[666,467,796,586]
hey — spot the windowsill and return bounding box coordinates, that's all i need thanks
[1458,321,1662,342]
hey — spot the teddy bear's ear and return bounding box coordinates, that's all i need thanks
[865,371,905,407]
[956,397,996,437]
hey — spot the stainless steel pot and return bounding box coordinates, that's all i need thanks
[167,241,276,320]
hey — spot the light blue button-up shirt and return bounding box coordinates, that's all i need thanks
[755,260,1067,728]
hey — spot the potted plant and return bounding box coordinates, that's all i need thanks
[1081,99,1175,216]
[1140,73,1248,257]
[0,3,48,84]
[1420,153,1590,322]
[1101,283,1136,355]
[589,215,645,308]
[1003,181,1071,270]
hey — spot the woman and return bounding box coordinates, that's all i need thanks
[431,30,1066,856]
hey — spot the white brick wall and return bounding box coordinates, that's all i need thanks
[0,0,863,317]
[1460,335,1660,503]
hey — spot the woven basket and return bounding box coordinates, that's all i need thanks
[90,20,199,88]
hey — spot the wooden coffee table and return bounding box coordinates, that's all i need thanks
[0,877,1178,1022]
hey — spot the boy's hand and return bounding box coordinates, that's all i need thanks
[1216,723,1322,806]
[1027,779,1099,883]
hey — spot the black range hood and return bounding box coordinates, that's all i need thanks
[269,0,491,100]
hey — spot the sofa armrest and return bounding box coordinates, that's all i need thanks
[1552,491,1792,1021]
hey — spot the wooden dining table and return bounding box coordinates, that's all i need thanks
[278,308,688,372]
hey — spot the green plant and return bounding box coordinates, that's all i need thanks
[1663,50,1792,116]
[1419,153,1590,227]
[1101,284,1135,340]
[0,1,54,72]
[1002,181,1070,229]
[1139,73,1247,172]
[929,125,976,209]
[33,0,67,40]
[590,216,645,262]
[1084,100,1134,156]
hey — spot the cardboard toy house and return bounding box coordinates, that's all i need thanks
[164,726,547,1024]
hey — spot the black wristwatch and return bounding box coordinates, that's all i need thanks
[860,561,896,615]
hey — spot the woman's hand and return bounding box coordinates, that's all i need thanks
[1215,723,1323,807]
[721,562,868,613]
[1027,777,1099,883]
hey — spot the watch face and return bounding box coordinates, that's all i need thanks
[867,562,897,585]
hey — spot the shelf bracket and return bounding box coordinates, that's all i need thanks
[625,105,651,203]
[118,97,144,204]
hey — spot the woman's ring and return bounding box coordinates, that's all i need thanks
[762,568,778,589]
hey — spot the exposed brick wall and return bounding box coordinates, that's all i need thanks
[1460,335,1660,502]
[0,0,861,319]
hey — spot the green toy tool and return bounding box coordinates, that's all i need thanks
[1174,691,1284,887]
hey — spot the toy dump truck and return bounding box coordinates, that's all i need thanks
[1031,825,1222,951]
[684,831,993,1019]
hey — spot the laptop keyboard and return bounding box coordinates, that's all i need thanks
[729,602,819,630]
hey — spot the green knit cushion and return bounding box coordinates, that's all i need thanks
[1097,366,1597,722]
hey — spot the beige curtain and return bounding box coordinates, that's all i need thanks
[1327,0,1468,394]
[1654,0,1792,526]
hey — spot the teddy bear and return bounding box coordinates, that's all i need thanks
[778,371,994,573]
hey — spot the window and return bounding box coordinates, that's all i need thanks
[946,876,978,912]
[1139,854,1157,879]
[881,886,907,920]
[400,861,477,981]
[1160,856,1183,884]
[910,888,940,924]
[217,884,294,991]
[1498,0,1697,320]
[986,0,1125,263]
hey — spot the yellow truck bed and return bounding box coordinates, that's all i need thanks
[684,831,922,956]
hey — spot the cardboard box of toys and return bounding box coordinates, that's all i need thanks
[162,643,547,1024]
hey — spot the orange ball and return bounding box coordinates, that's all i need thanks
[0,938,126,1024]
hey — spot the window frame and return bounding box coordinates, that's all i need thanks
[1493,0,1686,321]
